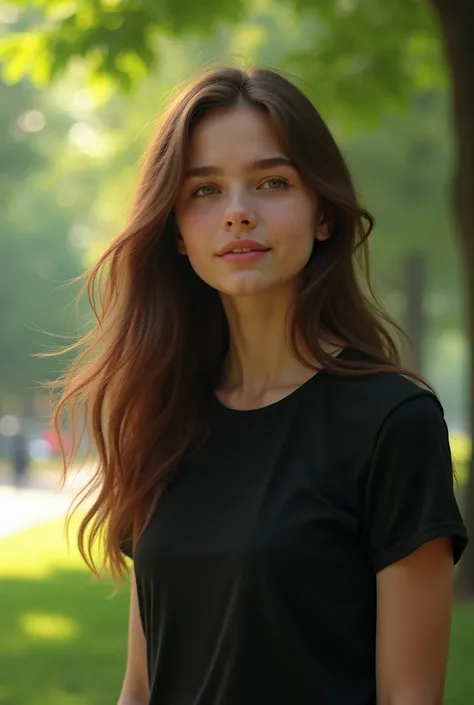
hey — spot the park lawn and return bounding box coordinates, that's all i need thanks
[1,521,474,705]
[0,517,130,705]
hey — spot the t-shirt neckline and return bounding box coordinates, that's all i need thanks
[213,346,349,416]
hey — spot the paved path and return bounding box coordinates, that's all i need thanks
[0,468,93,539]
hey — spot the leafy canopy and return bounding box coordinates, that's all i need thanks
[0,0,445,118]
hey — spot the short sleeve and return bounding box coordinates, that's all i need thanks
[363,393,468,572]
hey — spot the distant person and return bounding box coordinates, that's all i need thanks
[10,430,29,488]
[52,67,468,705]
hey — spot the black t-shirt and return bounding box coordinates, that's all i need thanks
[122,348,468,705]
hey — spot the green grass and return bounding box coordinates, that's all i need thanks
[0,520,473,705]
[0,518,130,705]
[447,605,474,704]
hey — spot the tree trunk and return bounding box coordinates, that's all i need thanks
[429,0,474,597]
[403,253,425,375]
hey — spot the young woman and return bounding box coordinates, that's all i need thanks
[55,67,468,705]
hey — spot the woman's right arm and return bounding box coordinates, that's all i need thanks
[117,567,150,705]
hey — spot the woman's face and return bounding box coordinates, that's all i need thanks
[175,103,329,297]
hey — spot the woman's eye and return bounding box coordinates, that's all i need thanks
[193,185,218,197]
[260,178,289,190]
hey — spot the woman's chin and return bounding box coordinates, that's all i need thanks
[216,271,279,297]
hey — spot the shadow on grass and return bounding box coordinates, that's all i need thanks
[0,568,129,705]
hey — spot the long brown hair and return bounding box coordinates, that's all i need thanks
[53,66,428,582]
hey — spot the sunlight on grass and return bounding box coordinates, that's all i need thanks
[20,611,81,641]
[0,517,130,704]
[35,688,91,705]
[0,514,87,578]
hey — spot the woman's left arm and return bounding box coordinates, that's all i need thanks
[376,536,454,705]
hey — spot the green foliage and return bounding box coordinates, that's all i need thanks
[0,75,87,408]
[0,80,43,206]
[347,91,459,310]
[286,0,446,124]
[0,0,447,127]
[0,0,248,90]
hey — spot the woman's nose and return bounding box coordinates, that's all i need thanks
[222,200,257,231]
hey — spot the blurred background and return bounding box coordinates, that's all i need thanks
[0,0,473,703]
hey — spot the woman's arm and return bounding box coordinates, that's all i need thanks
[117,567,150,705]
[376,537,454,705]
[118,695,148,705]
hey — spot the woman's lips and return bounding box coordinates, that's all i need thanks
[219,249,269,263]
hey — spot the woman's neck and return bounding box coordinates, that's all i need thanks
[218,288,343,404]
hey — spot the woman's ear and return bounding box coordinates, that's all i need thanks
[315,214,331,242]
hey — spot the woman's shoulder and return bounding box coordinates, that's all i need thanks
[322,346,443,437]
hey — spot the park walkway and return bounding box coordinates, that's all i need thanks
[0,468,93,539]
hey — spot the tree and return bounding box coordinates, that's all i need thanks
[2,0,473,593]
[0,72,91,413]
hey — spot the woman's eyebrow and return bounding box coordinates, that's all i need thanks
[183,156,293,180]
